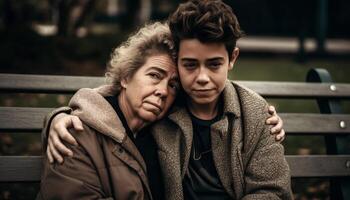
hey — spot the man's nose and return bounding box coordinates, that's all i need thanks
[196,67,210,85]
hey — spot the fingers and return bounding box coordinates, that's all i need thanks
[52,116,78,146]
[270,116,283,134]
[275,129,286,142]
[266,105,286,142]
[55,124,78,146]
[51,132,74,157]
[266,105,277,125]
[47,147,54,163]
[71,116,84,131]
[48,138,64,164]
[268,105,276,115]
[266,115,279,125]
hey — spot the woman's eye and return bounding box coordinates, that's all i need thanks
[149,73,161,79]
[169,82,180,91]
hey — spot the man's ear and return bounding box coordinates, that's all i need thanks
[228,47,240,70]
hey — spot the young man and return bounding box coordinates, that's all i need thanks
[157,0,292,199]
[43,0,291,199]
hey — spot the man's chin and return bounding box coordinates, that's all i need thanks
[190,96,216,105]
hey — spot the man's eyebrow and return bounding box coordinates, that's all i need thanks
[180,58,197,62]
[180,57,225,62]
[207,57,225,62]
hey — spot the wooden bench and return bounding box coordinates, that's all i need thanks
[0,68,349,199]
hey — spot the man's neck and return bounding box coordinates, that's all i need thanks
[187,98,220,120]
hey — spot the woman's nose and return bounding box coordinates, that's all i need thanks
[154,82,168,97]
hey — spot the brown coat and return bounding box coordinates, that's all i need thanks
[38,88,153,200]
[151,81,293,200]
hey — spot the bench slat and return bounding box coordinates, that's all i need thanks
[1,155,349,182]
[0,107,53,131]
[280,113,350,134]
[1,74,350,98]
[1,107,349,134]
[0,156,42,182]
[239,81,350,99]
[0,74,104,94]
[287,155,350,178]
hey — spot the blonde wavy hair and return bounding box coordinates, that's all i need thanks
[105,22,176,93]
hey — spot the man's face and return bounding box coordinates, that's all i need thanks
[177,39,238,108]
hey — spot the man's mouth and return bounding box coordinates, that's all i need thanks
[193,89,213,92]
[193,89,214,93]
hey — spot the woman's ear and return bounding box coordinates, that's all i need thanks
[228,47,240,70]
[121,77,128,89]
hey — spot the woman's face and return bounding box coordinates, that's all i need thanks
[121,54,179,123]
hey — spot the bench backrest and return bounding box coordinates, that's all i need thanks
[0,70,349,198]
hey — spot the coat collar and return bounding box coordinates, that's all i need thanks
[69,87,125,143]
[222,80,241,118]
[169,80,240,119]
[168,80,241,138]
[69,87,148,173]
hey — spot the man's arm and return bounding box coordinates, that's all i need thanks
[39,126,109,200]
[44,85,116,163]
[42,107,72,152]
[42,107,83,163]
[45,105,285,163]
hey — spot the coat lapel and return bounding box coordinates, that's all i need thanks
[151,106,194,200]
[211,116,235,198]
[168,108,193,179]
[112,138,153,199]
[211,81,245,198]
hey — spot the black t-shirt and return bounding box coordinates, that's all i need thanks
[105,96,165,200]
[183,111,231,200]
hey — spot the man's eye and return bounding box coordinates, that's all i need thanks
[209,62,222,69]
[183,63,197,69]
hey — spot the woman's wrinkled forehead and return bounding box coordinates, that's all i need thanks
[140,54,177,76]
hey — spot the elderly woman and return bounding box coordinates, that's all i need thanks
[38,22,179,200]
[39,22,285,200]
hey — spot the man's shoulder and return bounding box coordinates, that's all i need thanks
[229,81,269,122]
[230,81,266,104]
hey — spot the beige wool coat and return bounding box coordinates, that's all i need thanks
[150,81,293,200]
[39,81,292,200]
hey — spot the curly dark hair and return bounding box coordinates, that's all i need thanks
[168,0,243,59]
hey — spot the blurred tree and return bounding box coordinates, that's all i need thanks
[117,0,151,29]
[50,0,96,37]
[2,0,36,30]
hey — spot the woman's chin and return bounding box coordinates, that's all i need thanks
[139,111,160,123]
